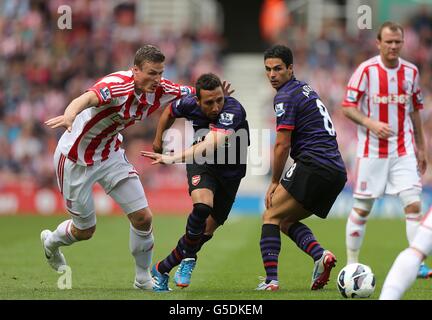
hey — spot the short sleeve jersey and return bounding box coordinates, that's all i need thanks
[274,77,346,173]
[171,95,249,179]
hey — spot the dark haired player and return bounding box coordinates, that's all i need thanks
[257,45,347,291]
[142,73,249,291]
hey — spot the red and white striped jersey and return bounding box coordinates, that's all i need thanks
[58,70,194,166]
[342,55,424,158]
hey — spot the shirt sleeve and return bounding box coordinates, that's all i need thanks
[170,97,194,119]
[159,79,196,108]
[86,77,117,107]
[274,95,296,132]
[342,64,368,107]
[412,69,424,110]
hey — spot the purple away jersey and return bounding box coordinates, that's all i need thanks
[170,95,250,179]
[274,77,346,173]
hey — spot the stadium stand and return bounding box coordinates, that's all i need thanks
[0,0,431,215]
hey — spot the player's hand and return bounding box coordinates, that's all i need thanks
[152,140,163,153]
[416,149,427,175]
[265,182,278,209]
[222,80,235,96]
[45,114,74,132]
[140,151,174,165]
[367,120,394,139]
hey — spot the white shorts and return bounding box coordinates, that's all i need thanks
[353,155,422,199]
[54,147,148,229]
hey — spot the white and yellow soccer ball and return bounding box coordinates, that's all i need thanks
[337,263,376,298]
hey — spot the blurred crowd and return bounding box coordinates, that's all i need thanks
[0,0,431,192]
[0,0,223,190]
[264,4,432,185]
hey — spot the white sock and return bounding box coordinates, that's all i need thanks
[405,213,422,245]
[346,209,368,264]
[130,224,154,283]
[45,219,78,252]
[380,248,422,300]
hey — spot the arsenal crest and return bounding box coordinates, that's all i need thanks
[191,175,201,186]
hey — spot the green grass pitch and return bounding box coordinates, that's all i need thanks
[0,214,431,300]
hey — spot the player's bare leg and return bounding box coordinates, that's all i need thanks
[257,185,334,290]
[41,218,95,271]
[381,207,432,299]
[380,247,424,300]
[280,217,328,264]
[128,207,154,290]
[174,214,219,288]
[345,198,373,265]
[270,186,336,290]
[402,198,431,278]
[168,189,213,288]
[106,177,154,290]
[257,185,307,290]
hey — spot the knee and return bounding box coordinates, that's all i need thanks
[192,203,213,219]
[404,202,421,214]
[129,208,153,231]
[400,189,421,213]
[353,207,369,218]
[280,219,294,235]
[186,203,212,234]
[262,209,280,225]
[73,225,96,240]
[353,198,374,217]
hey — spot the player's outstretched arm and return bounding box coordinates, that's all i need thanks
[153,105,176,153]
[142,130,229,165]
[45,91,99,132]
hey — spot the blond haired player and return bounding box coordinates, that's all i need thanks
[41,45,194,290]
[342,22,430,277]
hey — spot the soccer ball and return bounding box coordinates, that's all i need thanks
[337,263,376,298]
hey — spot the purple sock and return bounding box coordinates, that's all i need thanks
[260,224,281,283]
[288,222,324,261]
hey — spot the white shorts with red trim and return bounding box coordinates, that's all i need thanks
[54,147,146,229]
[353,155,421,199]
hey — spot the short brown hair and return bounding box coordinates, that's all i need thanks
[195,73,222,100]
[134,45,165,68]
[264,45,293,68]
[377,21,404,40]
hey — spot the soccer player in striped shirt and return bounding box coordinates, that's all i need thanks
[41,45,194,290]
[342,22,430,278]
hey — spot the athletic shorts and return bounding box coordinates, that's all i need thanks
[280,160,347,218]
[186,164,242,225]
[54,147,147,229]
[353,155,422,199]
